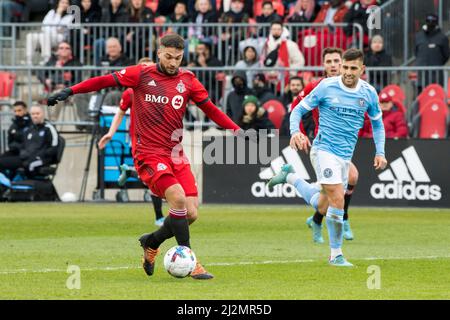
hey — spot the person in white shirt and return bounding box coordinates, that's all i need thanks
[25,0,74,65]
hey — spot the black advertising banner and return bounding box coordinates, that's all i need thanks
[202,137,449,208]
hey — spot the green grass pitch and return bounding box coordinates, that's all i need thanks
[0,203,449,299]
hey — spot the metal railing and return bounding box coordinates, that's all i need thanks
[0,22,364,67]
[373,0,449,66]
[0,65,448,152]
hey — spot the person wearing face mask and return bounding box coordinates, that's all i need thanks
[226,71,255,123]
[0,102,32,164]
[415,14,449,94]
[252,73,278,105]
[260,21,305,89]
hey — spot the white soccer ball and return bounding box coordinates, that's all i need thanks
[163,245,197,278]
[61,192,77,202]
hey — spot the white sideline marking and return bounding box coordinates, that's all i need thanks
[0,255,449,275]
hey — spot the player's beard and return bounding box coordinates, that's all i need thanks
[160,63,178,75]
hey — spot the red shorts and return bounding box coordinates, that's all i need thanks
[134,153,198,199]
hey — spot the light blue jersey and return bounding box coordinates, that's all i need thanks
[290,76,385,161]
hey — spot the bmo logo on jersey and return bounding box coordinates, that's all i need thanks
[172,95,184,109]
[145,94,169,104]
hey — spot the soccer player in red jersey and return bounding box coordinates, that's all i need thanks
[48,34,242,280]
[291,48,359,243]
[97,58,165,227]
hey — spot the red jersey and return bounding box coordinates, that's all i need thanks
[119,88,135,154]
[291,78,323,136]
[114,64,213,157]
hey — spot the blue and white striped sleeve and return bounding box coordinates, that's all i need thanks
[368,89,385,156]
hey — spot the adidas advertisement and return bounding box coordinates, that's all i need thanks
[351,139,449,207]
[203,138,449,207]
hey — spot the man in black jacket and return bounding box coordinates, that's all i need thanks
[415,14,449,93]
[226,70,254,123]
[0,105,59,178]
[0,101,32,178]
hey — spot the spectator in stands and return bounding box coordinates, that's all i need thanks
[125,0,155,62]
[314,0,349,24]
[279,76,313,137]
[219,0,250,65]
[39,41,82,93]
[234,45,262,89]
[190,0,219,46]
[25,0,74,65]
[415,14,450,93]
[287,0,321,23]
[260,21,305,77]
[97,37,133,117]
[360,92,408,139]
[226,70,254,123]
[238,95,275,132]
[95,0,129,65]
[70,0,102,63]
[364,34,393,92]
[1,0,25,21]
[0,105,60,178]
[220,0,253,17]
[343,0,376,47]
[156,0,180,17]
[252,73,278,105]
[0,101,32,178]
[38,41,83,122]
[282,76,304,110]
[256,1,283,36]
[188,41,224,103]
[98,37,133,68]
[165,1,191,39]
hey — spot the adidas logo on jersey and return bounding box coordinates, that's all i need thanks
[251,146,311,198]
[148,80,156,86]
[370,146,441,201]
[332,97,340,104]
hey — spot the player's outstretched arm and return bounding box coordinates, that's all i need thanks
[197,99,240,131]
[47,74,119,106]
[98,109,126,150]
[370,117,387,170]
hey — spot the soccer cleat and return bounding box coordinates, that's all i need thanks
[117,164,132,187]
[190,261,214,280]
[329,255,354,267]
[311,220,324,244]
[139,234,159,276]
[343,220,354,240]
[155,217,165,227]
[267,164,295,189]
[306,215,313,228]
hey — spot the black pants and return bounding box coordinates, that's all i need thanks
[0,153,23,179]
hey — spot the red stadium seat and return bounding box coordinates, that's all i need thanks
[418,99,448,139]
[262,99,286,129]
[145,0,158,12]
[447,77,450,104]
[380,85,406,103]
[254,0,285,17]
[297,27,347,67]
[0,72,16,101]
[418,84,446,106]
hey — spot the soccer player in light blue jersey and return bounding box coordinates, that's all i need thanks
[268,48,387,267]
